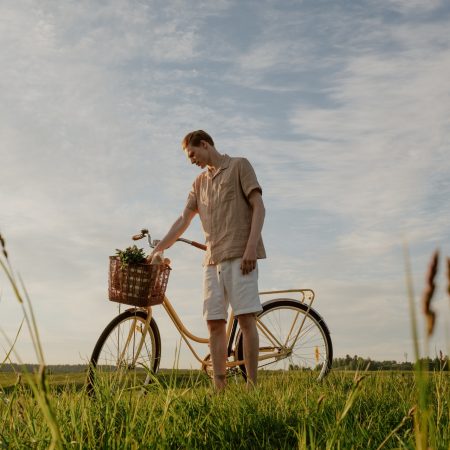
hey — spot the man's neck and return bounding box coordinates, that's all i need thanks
[207,150,224,173]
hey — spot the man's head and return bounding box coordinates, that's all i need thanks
[182,130,214,150]
[182,130,215,169]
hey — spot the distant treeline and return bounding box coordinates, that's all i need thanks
[1,355,448,373]
[331,354,449,371]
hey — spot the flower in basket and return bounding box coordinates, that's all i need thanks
[111,246,149,301]
[115,245,147,269]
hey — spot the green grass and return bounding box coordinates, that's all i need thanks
[1,370,448,449]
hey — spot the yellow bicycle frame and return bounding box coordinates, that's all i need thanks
[122,289,316,371]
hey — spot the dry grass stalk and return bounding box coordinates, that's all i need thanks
[375,406,416,450]
[447,257,450,298]
[422,250,438,337]
[316,394,325,408]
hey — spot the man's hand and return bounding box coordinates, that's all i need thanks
[147,250,163,264]
[146,247,162,263]
[146,207,197,264]
[241,246,257,275]
[241,190,264,275]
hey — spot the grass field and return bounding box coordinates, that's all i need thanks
[0,369,448,449]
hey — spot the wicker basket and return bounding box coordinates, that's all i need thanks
[108,256,171,307]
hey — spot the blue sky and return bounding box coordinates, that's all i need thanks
[1,0,449,367]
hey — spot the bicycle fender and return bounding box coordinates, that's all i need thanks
[260,297,332,335]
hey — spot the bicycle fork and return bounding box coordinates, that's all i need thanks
[117,308,153,371]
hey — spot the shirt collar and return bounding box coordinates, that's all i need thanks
[208,154,230,178]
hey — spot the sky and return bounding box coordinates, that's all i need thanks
[1,0,449,368]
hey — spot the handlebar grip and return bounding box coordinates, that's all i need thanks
[132,234,144,241]
[191,241,207,251]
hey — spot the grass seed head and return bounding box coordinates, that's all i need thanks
[353,373,367,387]
[316,394,325,407]
[408,405,417,417]
[0,232,7,259]
[422,250,438,337]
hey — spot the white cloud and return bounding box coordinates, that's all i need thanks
[287,22,450,249]
[386,0,444,12]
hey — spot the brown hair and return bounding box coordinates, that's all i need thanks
[182,130,214,150]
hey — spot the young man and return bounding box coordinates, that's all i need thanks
[149,130,266,390]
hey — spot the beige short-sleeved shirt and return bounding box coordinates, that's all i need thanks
[185,155,266,265]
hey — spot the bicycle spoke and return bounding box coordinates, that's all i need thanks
[256,317,284,349]
[90,312,159,391]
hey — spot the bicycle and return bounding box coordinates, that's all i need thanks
[87,229,333,393]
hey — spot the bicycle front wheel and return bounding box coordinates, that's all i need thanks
[87,309,161,394]
[235,299,332,380]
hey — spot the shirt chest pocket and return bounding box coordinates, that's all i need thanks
[218,181,236,202]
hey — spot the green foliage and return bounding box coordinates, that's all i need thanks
[332,354,449,371]
[115,245,147,268]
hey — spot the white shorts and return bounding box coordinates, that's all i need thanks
[203,258,263,321]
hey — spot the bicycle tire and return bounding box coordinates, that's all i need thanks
[87,308,161,394]
[235,298,332,381]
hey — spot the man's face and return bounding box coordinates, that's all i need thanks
[184,141,209,168]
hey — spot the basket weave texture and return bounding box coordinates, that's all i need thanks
[108,256,171,307]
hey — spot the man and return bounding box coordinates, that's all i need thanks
[149,130,266,390]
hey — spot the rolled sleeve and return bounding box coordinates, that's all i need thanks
[239,158,262,199]
[185,184,198,212]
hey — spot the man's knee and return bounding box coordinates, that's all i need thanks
[207,319,226,334]
[237,313,256,331]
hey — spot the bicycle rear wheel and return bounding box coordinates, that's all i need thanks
[235,299,332,381]
[87,309,161,394]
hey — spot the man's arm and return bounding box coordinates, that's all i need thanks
[241,190,265,275]
[148,207,197,260]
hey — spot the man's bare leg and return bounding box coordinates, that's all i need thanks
[237,313,259,388]
[207,319,227,391]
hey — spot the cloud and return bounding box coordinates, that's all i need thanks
[286,18,450,245]
[385,0,444,13]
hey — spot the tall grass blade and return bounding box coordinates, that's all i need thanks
[0,235,64,448]
[403,242,420,362]
[1,317,24,365]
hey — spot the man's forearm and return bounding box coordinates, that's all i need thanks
[246,201,265,250]
[241,198,265,273]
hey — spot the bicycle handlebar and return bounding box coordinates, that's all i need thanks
[132,228,149,241]
[131,229,206,251]
[176,238,207,251]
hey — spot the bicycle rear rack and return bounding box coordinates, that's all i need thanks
[259,289,315,306]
